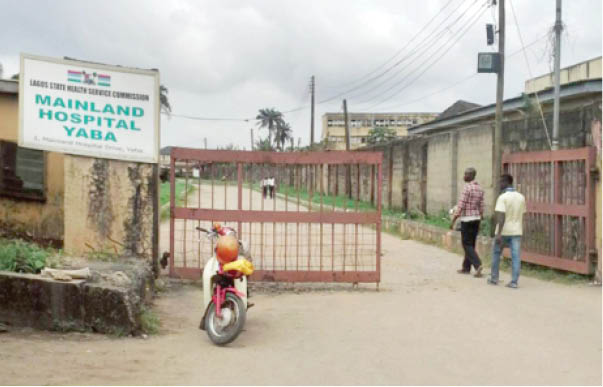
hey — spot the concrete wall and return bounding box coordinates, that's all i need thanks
[64,155,155,258]
[0,93,64,244]
[456,124,494,215]
[426,133,453,214]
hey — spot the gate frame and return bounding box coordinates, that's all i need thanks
[169,148,383,283]
[502,147,596,274]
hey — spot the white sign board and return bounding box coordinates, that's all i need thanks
[19,54,160,163]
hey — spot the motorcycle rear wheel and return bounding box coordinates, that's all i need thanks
[205,293,246,345]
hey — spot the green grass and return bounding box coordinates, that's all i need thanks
[274,185,589,285]
[0,238,61,273]
[160,179,195,221]
[139,307,160,335]
[274,185,492,236]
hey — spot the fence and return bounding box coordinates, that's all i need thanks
[503,147,597,274]
[169,148,383,283]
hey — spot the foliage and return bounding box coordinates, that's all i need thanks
[254,137,275,151]
[0,238,55,273]
[217,143,241,151]
[139,306,160,334]
[275,121,293,151]
[160,179,195,220]
[256,108,284,147]
[367,127,397,145]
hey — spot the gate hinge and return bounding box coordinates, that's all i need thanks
[590,166,600,181]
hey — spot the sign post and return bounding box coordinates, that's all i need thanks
[19,53,160,163]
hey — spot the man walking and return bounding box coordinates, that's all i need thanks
[450,167,484,277]
[488,173,526,288]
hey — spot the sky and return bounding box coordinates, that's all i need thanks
[1,0,601,150]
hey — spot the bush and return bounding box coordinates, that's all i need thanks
[0,239,54,273]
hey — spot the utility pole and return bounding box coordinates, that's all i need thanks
[343,99,352,198]
[552,0,562,150]
[492,0,505,217]
[250,128,255,150]
[310,75,315,146]
[204,137,207,150]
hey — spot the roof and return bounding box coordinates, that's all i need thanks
[408,79,602,135]
[437,100,481,119]
[323,111,438,117]
[0,79,18,94]
[160,146,173,155]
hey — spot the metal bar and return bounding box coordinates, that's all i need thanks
[237,163,243,237]
[169,154,176,277]
[377,158,383,283]
[320,165,324,271]
[171,148,383,164]
[585,147,596,272]
[272,165,276,272]
[307,165,312,271]
[553,161,562,257]
[197,162,202,267]
[183,160,188,268]
[503,250,590,274]
[502,147,592,163]
[525,202,589,217]
[296,165,300,272]
[249,270,379,283]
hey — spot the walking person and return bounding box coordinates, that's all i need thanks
[450,167,484,277]
[488,173,526,289]
[268,175,275,199]
[261,176,268,199]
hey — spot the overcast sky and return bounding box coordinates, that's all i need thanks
[1,0,601,150]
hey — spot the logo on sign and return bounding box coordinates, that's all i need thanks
[67,70,111,87]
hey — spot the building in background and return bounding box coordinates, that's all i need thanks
[321,112,438,150]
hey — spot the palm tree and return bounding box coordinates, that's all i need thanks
[255,108,283,147]
[255,137,274,151]
[275,121,292,151]
[160,85,171,115]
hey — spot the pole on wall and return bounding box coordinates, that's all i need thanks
[492,0,505,222]
[552,0,562,150]
[343,99,352,198]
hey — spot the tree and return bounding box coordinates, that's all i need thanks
[367,127,397,145]
[255,137,275,151]
[275,121,292,151]
[256,108,283,147]
[160,85,171,115]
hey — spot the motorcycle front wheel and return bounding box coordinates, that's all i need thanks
[205,293,246,345]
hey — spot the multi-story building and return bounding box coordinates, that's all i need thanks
[321,112,438,150]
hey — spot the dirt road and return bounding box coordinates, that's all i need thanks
[1,185,601,385]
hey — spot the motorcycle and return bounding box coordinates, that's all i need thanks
[197,223,254,345]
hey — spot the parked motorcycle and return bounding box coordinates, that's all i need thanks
[197,223,254,345]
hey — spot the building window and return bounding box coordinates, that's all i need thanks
[0,141,45,201]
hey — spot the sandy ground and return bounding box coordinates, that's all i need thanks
[1,185,601,385]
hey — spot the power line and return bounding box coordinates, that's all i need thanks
[373,31,550,112]
[509,0,552,149]
[164,112,251,122]
[361,2,489,110]
[319,0,461,91]
[348,0,486,106]
[316,0,478,104]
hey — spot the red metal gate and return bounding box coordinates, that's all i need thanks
[169,148,382,283]
[502,147,597,274]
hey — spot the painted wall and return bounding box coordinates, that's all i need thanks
[63,155,155,258]
[0,93,64,244]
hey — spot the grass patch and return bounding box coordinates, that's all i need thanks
[160,179,195,221]
[139,307,160,334]
[0,238,62,273]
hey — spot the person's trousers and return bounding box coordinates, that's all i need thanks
[262,186,267,198]
[461,220,482,271]
[491,235,522,284]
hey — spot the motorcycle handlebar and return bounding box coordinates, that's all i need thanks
[196,227,209,233]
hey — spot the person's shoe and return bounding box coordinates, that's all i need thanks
[505,282,518,289]
[487,278,498,285]
[457,269,471,274]
[474,266,483,278]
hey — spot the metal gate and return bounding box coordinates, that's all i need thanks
[502,147,597,274]
[169,148,382,283]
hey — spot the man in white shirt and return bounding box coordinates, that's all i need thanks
[488,173,526,288]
